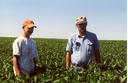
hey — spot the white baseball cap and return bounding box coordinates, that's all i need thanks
[76,16,87,24]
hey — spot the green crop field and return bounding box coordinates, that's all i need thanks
[0,37,127,82]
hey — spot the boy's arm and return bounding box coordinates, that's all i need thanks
[13,55,21,75]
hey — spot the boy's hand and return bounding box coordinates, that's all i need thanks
[16,70,21,75]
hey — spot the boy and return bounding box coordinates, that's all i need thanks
[13,19,38,75]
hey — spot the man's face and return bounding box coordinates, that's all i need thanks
[23,26,34,35]
[76,23,87,34]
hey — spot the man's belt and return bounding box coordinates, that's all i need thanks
[72,63,88,69]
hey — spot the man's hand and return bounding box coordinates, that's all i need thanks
[33,58,38,70]
[66,52,71,70]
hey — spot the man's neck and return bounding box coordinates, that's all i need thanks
[79,31,86,38]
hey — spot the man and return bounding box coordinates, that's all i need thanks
[66,16,101,70]
[13,19,38,76]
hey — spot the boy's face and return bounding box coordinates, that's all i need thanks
[23,26,34,35]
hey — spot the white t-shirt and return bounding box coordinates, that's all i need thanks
[13,36,38,75]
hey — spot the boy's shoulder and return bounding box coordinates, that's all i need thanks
[13,36,25,44]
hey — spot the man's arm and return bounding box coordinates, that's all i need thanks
[66,52,72,69]
[94,49,101,64]
[33,58,37,69]
[13,55,21,75]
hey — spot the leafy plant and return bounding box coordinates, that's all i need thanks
[0,37,126,82]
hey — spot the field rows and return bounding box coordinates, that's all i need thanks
[0,37,127,82]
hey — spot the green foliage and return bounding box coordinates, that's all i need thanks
[0,37,127,82]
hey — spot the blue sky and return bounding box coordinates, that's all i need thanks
[0,0,126,40]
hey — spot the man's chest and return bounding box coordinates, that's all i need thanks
[72,38,94,52]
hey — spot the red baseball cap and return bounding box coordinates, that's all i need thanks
[22,19,37,29]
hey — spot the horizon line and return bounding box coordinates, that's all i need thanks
[0,36,126,41]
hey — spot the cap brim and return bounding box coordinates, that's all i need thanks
[26,24,37,28]
[76,21,87,24]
